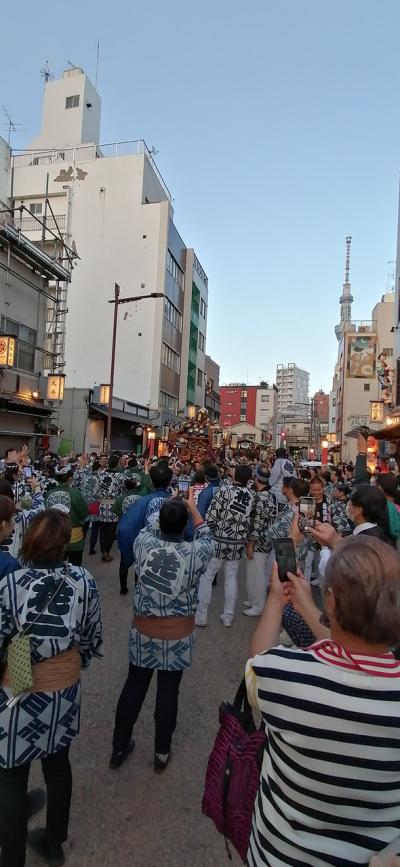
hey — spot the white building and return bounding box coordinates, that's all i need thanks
[255,382,277,430]
[276,363,310,413]
[7,67,209,448]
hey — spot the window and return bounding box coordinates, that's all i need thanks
[382,348,394,357]
[332,416,335,424]
[198,332,205,351]
[0,317,36,371]
[162,342,180,374]
[200,298,207,318]
[65,95,80,109]
[364,383,370,392]
[332,398,336,407]
[260,394,269,402]
[29,203,42,215]
[166,250,184,290]
[241,390,247,398]
[159,391,178,415]
[164,298,182,332]
[197,368,203,387]
[240,414,246,422]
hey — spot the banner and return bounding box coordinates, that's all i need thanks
[347,335,376,378]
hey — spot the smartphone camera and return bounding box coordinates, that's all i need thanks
[299,496,317,532]
[177,480,189,500]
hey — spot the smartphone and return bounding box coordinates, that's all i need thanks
[23,466,33,479]
[272,538,297,583]
[177,479,190,499]
[299,496,317,531]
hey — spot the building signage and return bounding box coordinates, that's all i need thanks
[0,336,15,367]
[46,374,65,401]
[370,402,384,423]
[347,335,376,379]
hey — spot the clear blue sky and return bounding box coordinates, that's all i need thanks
[3,0,400,395]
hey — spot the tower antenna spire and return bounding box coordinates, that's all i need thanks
[335,235,354,341]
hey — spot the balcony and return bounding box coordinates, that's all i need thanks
[13,215,66,234]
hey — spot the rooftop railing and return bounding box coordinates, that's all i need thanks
[12,140,172,201]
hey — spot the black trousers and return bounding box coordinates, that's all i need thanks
[113,664,183,755]
[99,522,117,554]
[119,557,129,592]
[0,746,72,867]
[89,521,99,553]
[67,550,83,567]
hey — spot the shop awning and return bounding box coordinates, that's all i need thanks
[0,393,53,417]
[374,424,400,441]
[89,403,153,426]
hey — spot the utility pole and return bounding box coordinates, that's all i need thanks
[105,287,164,452]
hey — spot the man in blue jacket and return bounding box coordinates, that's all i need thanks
[118,463,173,592]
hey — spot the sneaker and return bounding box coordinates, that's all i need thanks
[109,738,135,770]
[101,553,113,563]
[28,828,65,867]
[154,751,171,773]
[242,600,251,609]
[243,607,263,617]
[195,615,207,627]
[220,614,233,627]
[27,787,46,819]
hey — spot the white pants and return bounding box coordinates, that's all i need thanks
[197,557,240,620]
[245,551,269,613]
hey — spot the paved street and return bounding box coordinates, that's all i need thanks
[29,552,255,867]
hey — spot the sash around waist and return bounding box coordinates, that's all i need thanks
[2,646,81,693]
[133,614,195,641]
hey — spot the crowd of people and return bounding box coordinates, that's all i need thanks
[0,436,399,866]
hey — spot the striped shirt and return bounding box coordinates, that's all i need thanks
[245,642,400,866]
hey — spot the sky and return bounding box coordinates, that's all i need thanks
[2,0,400,395]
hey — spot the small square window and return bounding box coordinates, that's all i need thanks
[197,368,203,386]
[29,203,42,215]
[65,95,80,109]
[364,383,370,392]
[200,298,207,318]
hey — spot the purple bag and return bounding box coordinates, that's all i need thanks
[202,680,266,862]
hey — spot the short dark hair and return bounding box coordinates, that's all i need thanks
[159,499,188,535]
[22,509,71,566]
[310,477,324,488]
[108,454,120,470]
[320,471,331,483]
[128,457,138,468]
[235,466,253,485]
[289,477,309,498]
[275,448,287,459]
[124,477,138,490]
[92,460,100,472]
[377,473,399,499]
[350,484,387,526]
[324,536,400,644]
[0,494,15,523]
[149,464,173,489]
[0,479,14,501]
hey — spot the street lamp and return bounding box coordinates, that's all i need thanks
[105,285,164,452]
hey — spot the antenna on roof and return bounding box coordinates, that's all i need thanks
[40,60,54,88]
[67,60,79,70]
[1,106,19,146]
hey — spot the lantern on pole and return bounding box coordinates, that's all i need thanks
[99,384,110,405]
[46,374,65,401]
[321,439,329,464]
[0,335,15,368]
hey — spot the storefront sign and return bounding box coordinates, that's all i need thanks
[0,336,15,367]
[370,402,384,423]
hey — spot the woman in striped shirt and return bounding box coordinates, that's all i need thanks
[246,536,400,866]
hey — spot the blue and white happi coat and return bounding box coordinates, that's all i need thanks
[0,563,102,768]
[130,523,214,671]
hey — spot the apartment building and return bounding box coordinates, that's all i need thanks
[7,67,209,448]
